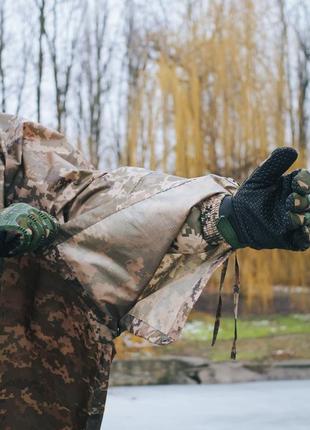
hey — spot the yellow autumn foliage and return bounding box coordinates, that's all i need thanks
[124,0,310,310]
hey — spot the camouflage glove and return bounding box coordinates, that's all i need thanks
[0,203,59,257]
[217,147,310,251]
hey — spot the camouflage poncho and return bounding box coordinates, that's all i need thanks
[0,113,237,429]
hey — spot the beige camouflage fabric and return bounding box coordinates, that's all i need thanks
[0,113,237,429]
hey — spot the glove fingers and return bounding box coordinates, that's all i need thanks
[287,209,310,230]
[288,212,305,230]
[23,210,46,251]
[247,147,298,186]
[290,225,310,251]
[286,192,310,213]
[291,169,310,195]
[34,210,59,251]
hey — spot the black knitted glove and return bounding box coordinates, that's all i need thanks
[217,147,310,251]
[0,203,59,257]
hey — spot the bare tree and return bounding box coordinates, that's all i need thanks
[0,0,7,112]
[15,35,30,116]
[81,0,113,167]
[123,0,149,166]
[34,0,46,123]
[278,0,296,146]
[295,2,310,158]
[44,0,84,132]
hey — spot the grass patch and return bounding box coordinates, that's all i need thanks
[115,313,310,362]
[182,312,310,342]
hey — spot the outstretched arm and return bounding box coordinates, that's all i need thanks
[171,148,310,257]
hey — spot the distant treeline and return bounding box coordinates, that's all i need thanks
[0,0,309,309]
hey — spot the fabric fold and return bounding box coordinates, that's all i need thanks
[0,113,238,428]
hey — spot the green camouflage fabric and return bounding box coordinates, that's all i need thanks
[0,113,237,429]
[0,202,59,257]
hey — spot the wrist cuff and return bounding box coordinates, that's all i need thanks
[217,195,246,249]
[199,194,231,247]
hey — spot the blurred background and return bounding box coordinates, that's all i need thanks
[1,0,310,402]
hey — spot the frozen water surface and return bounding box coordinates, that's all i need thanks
[102,380,310,430]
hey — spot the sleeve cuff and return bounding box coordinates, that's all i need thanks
[199,193,231,248]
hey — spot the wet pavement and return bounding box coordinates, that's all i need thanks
[102,379,310,430]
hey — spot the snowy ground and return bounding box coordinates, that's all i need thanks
[102,380,310,430]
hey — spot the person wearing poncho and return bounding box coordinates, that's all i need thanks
[0,113,309,430]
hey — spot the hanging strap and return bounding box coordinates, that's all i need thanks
[231,253,240,360]
[211,252,241,360]
[211,257,228,346]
